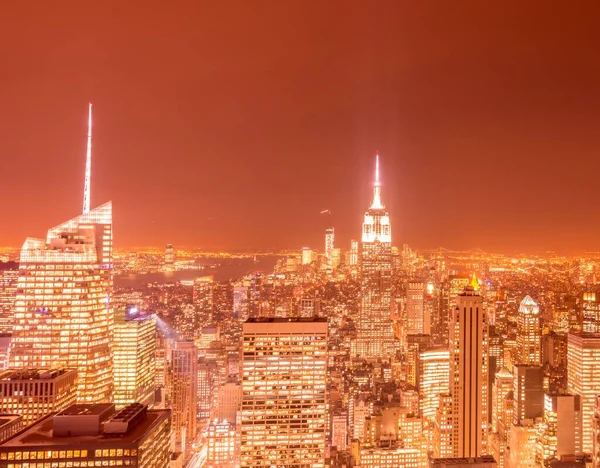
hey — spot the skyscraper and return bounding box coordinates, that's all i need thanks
[406,280,427,335]
[167,339,198,460]
[567,332,600,454]
[354,155,394,360]
[325,227,335,264]
[113,309,156,408]
[0,267,18,334]
[10,104,114,403]
[516,296,541,365]
[164,243,175,270]
[241,318,327,468]
[448,277,488,458]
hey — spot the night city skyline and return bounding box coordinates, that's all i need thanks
[2,2,600,253]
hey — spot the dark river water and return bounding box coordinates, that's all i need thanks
[114,256,280,288]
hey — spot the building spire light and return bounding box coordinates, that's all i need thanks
[83,103,92,214]
[370,153,383,209]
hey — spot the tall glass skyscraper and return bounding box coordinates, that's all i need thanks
[353,155,394,360]
[10,104,114,403]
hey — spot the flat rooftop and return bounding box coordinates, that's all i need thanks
[0,369,75,381]
[1,408,170,448]
[245,317,327,323]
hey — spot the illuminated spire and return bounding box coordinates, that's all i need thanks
[370,153,383,209]
[470,273,480,291]
[82,103,92,214]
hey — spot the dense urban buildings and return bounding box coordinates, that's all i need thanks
[1,103,600,468]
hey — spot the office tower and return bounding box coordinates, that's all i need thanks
[241,318,327,468]
[194,276,214,325]
[508,423,538,468]
[352,397,372,441]
[429,456,497,468]
[201,420,238,468]
[113,310,156,408]
[164,243,175,270]
[0,403,171,467]
[512,365,543,425]
[448,277,488,457]
[301,247,314,265]
[331,247,342,268]
[419,349,450,424]
[537,394,582,465]
[0,368,77,425]
[325,227,335,263]
[567,333,600,454]
[581,289,600,333]
[197,358,218,422]
[299,297,321,318]
[437,276,470,348]
[0,268,17,334]
[168,340,198,460]
[517,296,542,365]
[406,280,428,335]
[349,239,359,266]
[354,155,394,360]
[10,105,113,403]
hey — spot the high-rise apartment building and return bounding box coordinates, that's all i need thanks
[10,104,113,404]
[113,310,156,408]
[517,296,542,365]
[241,318,327,468]
[567,333,600,454]
[448,278,488,458]
[193,276,214,326]
[0,403,171,468]
[354,155,394,360]
[0,368,77,425]
[168,340,198,460]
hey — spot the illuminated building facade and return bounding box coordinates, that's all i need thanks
[113,310,156,408]
[0,403,171,468]
[581,289,600,333]
[0,416,23,445]
[490,368,513,468]
[167,340,198,460]
[299,297,321,318]
[325,227,335,264]
[201,420,237,468]
[406,280,427,335]
[537,393,582,466]
[351,443,421,468]
[301,247,314,265]
[349,239,359,266]
[512,365,543,425]
[449,278,488,457]
[10,105,113,404]
[164,243,175,270]
[516,296,541,365]
[429,456,497,468]
[241,318,327,468]
[0,269,17,334]
[354,155,394,360]
[419,349,450,425]
[193,276,214,327]
[0,369,77,425]
[567,333,600,454]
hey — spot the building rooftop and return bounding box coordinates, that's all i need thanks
[0,404,170,448]
[430,456,497,464]
[245,317,327,323]
[0,368,75,381]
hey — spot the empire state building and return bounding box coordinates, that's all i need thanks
[353,155,395,360]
